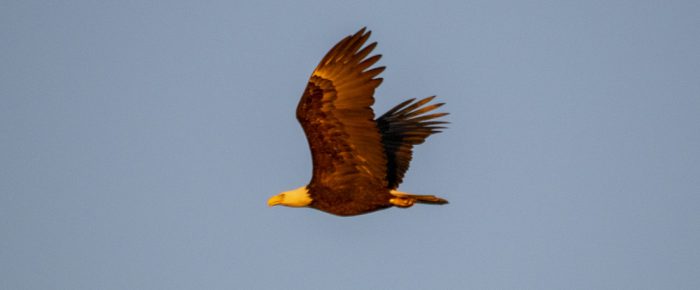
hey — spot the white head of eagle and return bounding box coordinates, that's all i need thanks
[266,27,449,216]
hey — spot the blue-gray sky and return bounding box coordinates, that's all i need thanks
[2,1,699,289]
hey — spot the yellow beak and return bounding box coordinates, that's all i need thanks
[267,195,283,207]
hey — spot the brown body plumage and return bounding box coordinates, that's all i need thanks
[268,28,449,216]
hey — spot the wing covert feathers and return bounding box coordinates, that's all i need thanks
[296,28,388,188]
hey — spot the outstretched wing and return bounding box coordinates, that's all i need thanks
[296,28,387,189]
[376,96,449,189]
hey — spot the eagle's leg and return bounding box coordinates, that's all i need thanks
[389,196,415,208]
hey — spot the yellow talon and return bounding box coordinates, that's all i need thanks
[390,197,415,208]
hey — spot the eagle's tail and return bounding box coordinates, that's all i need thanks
[389,190,448,207]
[409,194,449,204]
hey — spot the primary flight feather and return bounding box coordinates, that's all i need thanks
[267,28,449,216]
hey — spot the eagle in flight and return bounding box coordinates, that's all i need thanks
[267,28,449,216]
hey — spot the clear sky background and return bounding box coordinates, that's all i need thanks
[2,1,699,289]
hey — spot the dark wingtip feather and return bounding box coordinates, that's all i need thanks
[382,98,417,117]
[356,42,378,61]
[366,66,385,78]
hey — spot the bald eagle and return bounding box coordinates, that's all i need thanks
[267,28,449,216]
